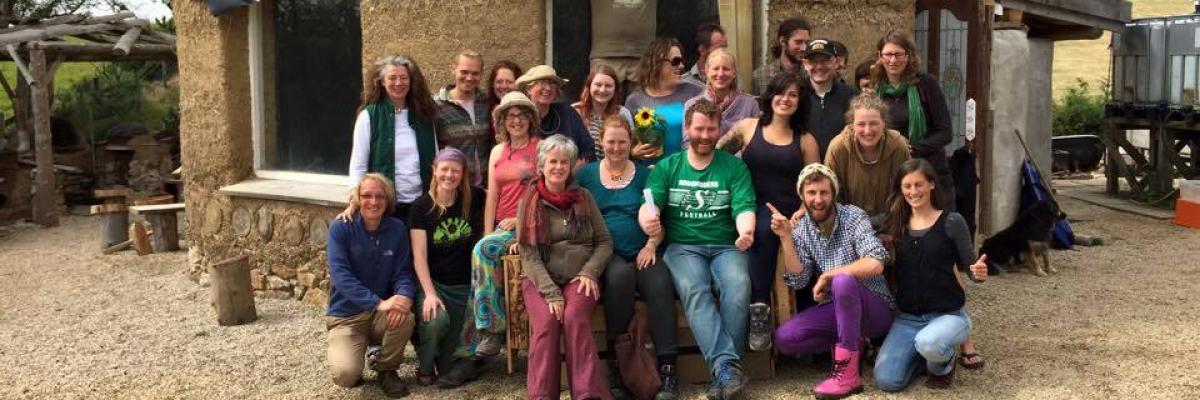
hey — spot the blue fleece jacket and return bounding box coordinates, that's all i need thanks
[325,213,417,317]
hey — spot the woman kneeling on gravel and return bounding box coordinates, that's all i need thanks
[872,159,987,391]
[409,149,487,388]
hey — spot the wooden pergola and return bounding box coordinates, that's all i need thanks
[0,11,175,227]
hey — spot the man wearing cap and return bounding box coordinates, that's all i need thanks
[434,50,492,186]
[751,17,812,96]
[639,99,755,400]
[828,40,850,84]
[803,39,857,159]
[682,23,728,88]
[517,65,597,164]
[768,163,892,400]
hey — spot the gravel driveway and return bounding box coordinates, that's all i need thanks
[2,196,1198,399]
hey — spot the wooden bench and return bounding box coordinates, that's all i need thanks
[501,254,784,383]
[130,203,185,252]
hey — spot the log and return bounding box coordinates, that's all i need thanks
[103,239,132,255]
[101,210,129,249]
[112,26,141,55]
[129,223,151,255]
[94,187,132,199]
[145,212,179,252]
[30,47,57,227]
[209,256,258,326]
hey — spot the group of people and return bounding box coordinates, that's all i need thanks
[323,17,990,400]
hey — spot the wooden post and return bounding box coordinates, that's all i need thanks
[30,46,57,227]
[145,212,179,252]
[14,65,29,152]
[1104,122,1120,195]
[209,256,258,326]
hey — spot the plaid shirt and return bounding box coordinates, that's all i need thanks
[435,85,493,185]
[784,203,893,304]
[750,58,807,97]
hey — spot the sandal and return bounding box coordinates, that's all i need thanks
[959,352,986,370]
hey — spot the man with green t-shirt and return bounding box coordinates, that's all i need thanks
[639,99,756,400]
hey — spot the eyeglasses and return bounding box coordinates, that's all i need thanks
[880,51,908,60]
[664,57,685,67]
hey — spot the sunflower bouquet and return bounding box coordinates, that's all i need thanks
[633,107,666,158]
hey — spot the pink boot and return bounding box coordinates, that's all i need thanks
[812,346,863,400]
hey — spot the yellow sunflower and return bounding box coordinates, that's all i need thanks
[634,107,656,128]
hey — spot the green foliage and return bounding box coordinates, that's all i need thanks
[52,62,178,141]
[1052,78,1107,137]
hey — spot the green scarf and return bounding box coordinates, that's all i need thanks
[878,82,927,144]
[365,98,436,190]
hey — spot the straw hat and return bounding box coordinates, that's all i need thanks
[515,64,568,91]
[492,91,540,124]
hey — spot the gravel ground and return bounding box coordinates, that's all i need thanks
[2,196,1199,399]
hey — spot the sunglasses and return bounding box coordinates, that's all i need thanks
[664,57,685,67]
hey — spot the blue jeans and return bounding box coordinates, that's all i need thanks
[873,309,972,392]
[664,243,750,374]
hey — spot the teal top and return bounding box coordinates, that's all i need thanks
[645,150,756,245]
[577,161,650,260]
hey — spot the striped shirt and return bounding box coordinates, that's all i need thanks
[784,203,893,304]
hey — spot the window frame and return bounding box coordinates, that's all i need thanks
[247,2,351,186]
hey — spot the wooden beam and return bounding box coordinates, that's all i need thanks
[32,41,173,55]
[0,23,123,48]
[6,44,35,84]
[113,26,141,55]
[30,47,58,227]
[80,11,136,25]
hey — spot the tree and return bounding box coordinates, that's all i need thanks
[1,0,129,23]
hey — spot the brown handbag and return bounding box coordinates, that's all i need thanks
[613,308,661,400]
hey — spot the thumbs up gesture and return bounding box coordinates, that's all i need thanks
[970,254,989,282]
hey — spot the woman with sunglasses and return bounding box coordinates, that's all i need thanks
[625,37,703,161]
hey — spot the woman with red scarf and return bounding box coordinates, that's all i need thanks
[517,134,614,400]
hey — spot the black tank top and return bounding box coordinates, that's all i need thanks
[894,211,966,314]
[742,123,807,214]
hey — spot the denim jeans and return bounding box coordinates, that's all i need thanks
[873,309,972,392]
[664,243,750,374]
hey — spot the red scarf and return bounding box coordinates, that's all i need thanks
[706,86,734,112]
[521,178,585,246]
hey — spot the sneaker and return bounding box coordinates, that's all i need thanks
[717,361,747,399]
[476,332,502,357]
[655,364,679,400]
[748,303,773,352]
[378,370,410,398]
[365,345,382,371]
[437,359,479,389]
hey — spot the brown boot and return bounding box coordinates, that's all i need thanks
[378,370,410,398]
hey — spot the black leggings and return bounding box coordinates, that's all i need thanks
[603,254,678,360]
[747,204,782,304]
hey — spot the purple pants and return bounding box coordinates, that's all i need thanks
[523,279,611,400]
[775,274,894,354]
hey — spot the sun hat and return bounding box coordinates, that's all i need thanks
[515,64,568,91]
[493,91,540,125]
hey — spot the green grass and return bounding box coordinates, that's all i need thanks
[1,61,105,118]
[1052,0,1193,100]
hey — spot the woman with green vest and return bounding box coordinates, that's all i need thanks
[345,54,441,220]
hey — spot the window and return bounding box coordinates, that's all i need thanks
[250,0,362,179]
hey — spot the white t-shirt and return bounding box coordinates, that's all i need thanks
[349,109,423,203]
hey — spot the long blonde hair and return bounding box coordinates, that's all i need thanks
[349,173,396,216]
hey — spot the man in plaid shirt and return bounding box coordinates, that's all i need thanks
[434,50,492,186]
[766,163,894,399]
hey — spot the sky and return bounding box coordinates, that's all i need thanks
[91,0,172,20]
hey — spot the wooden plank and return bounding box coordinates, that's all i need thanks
[94,187,132,199]
[89,203,127,214]
[133,194,174,206]
[130,222,152,256]
[30,47,56,227]
[129,203,186,215]
[6,44,34,84]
